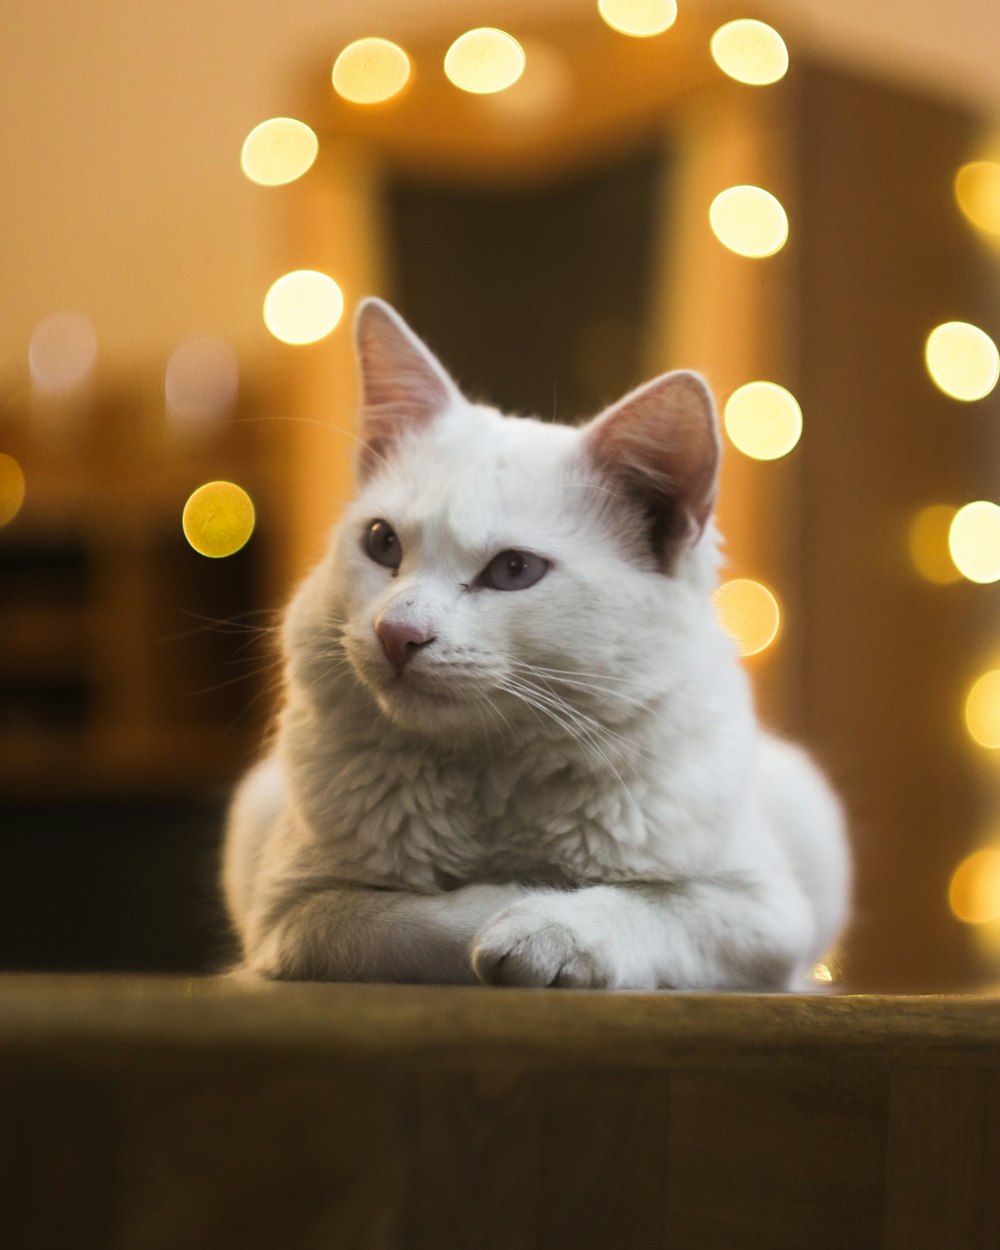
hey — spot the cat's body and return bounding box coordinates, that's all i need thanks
[224,299,850,989]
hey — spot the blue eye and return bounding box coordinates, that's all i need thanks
[363,519,402,569]
[478,549,549,592]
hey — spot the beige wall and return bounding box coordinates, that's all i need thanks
[0,0,587,381]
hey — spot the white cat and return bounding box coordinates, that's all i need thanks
[223,298,850,990]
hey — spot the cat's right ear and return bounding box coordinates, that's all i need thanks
[582,370,720,565]
[353,298,459,481]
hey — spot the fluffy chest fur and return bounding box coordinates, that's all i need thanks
[279,623,756,894]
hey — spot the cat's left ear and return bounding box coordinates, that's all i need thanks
[353,298,460,481]
[582,370,720,559]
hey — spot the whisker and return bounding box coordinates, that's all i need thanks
[496,674,641,814]
[164,608,283,644]
[188,662,281,698]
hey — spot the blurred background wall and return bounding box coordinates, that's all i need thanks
[3,0,1000,989]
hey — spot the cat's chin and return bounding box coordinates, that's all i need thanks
[372,675,481,739]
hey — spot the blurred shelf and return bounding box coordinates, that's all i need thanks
[0,382,284,797]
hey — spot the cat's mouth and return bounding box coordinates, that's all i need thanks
[384,673,463,708]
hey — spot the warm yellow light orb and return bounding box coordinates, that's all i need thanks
[596,0,677,38]
[925,321,1000,402]
[724,381,802,460]
[955,161,1000,237]
[240,118,318,187]
[444,28,526,95]
[0,453,26,527]
[964,670,1000,748]
[263,271,344,345]
[710,19,788,85]
[332,37,411,105]
[908,504,961,584]
[948,501,1000,583]
[949,847,1000,924]
[713,578,781,657]
[709,185,788,258]
[182,481,256,558]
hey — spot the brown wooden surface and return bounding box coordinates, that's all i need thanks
[2,976,999,1249]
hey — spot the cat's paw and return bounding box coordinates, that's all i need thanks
[471,901,614,989]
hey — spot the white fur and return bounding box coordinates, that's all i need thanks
[223,302,850,990]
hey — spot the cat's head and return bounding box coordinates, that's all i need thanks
[291,298,730,743]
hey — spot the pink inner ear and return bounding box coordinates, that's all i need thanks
[354,299,456,479]
[584,370,720,547]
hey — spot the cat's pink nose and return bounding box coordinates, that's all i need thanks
[375,616,435,673]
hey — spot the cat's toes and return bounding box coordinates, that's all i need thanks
[471,914,608,988]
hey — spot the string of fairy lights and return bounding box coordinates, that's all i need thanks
[4,5,1000,940]
[930,167,1000,944]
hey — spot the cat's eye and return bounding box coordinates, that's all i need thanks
[363,519,402,570]
[477,549,549,592]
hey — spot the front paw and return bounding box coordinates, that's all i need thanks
[471,901,612,989]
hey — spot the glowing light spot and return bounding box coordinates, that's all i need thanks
[964,670,1000,748]
[710,19,788,85]
[949,847,1000,924]
[332,37,411,105]
[240,118,318,186]
[948,501,1000,583]
[166,339,239,431]
[925,321,999,402]
[263,271,344,345]
[713,578,781,657]
[0,453,26,527]
[481,39,573,122]
[182,481,255,558]
[596,0,677,38]
[29,311,97,393]
[909,504,961,584]
[709,186,788,258]
[955,161,1000,237]
[444,29,525,95]
[724,381,802,460]
[811,962,833,984]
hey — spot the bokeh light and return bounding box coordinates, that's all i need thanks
[182,481,256,558]
[964,670,1000,748]
[709,186,788,258]
[444,29,526,95]
[481,39,573,122]
[332,37,411,105]
[948,501,1000,583]
[263,271,344,345]
[713,578,781,656]
[710,19,788,85]
[240,118,318,186]
[597,0,677,38]
[955,161,1000,237]
[29,311,97,393]
[925,321,1000,402]
[0,453,26,527]
[949,847,1000,924]
[165,338,239,430]
[723,381,802,460]
[908,504,961,584]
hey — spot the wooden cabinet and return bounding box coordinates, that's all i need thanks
[0,383,282,795]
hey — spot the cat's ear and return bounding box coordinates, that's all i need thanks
[582,370,720,561]
[353,298,459,481]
